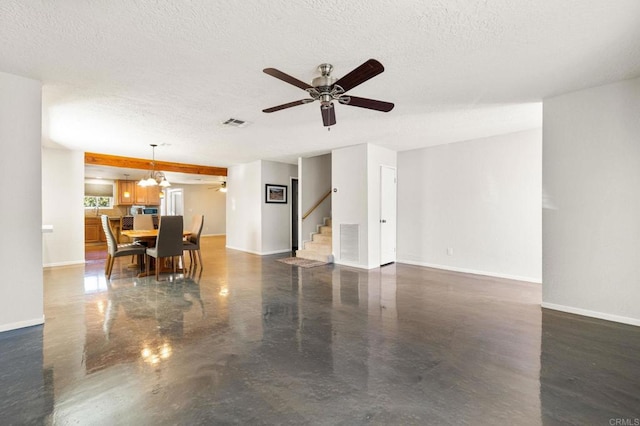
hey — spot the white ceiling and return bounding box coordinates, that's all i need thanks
[1,1,640,169]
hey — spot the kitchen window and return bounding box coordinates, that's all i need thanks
[84,196,113,209]
[84,181,115,209]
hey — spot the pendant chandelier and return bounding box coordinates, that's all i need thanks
[138,144,171,188]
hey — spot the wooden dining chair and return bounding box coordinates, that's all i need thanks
[145,216,185,280]
[101,215,146,279]
[183,215,204,271]
[131,214,155,261]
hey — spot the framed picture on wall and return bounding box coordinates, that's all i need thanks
[265,184,287,203]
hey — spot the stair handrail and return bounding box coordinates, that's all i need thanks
[302,189,332,221]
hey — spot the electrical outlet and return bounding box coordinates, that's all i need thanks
[447,248,453,256]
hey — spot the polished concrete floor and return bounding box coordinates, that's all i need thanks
[1,236,639,425]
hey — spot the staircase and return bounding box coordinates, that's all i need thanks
[295,218,333,263]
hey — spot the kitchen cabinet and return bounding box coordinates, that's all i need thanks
[134,185,147,204]
[146,185,161,205]
[115,180,160,206]
[85,217,106,243]
[85,217,121,243]
[115,180,136,205]
[135,185,160,205]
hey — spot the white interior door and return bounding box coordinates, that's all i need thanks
[380,166,397,265]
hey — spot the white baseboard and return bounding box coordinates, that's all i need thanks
[43,260,85,268]
[334,260,378,270]
[541,302,640,327]
[260,249,292,255]
[225,245,291,256]
[0,316,45,333]
[396,259,542,284]
[225,245,260,255]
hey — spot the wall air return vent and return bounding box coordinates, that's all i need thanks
[221,118,249,128]
[340,224,360,262]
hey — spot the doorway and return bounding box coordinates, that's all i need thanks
[165,188,184,216]
[291,178,298,252]
[380,166,397,265]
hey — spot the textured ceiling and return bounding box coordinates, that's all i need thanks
[1,0,640,168]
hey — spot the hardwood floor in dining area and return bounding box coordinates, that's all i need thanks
[85,242,108,261]
[1,235,639,425]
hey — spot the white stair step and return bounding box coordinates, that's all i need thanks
[303,241,332,254]
[319,225,332,235]
[312,233,332,243]
[295,250,334,263]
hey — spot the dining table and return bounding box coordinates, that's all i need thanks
[121,229,192,241]
[121,229,192,277]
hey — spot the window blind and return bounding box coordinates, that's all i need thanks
[84,183,114,197]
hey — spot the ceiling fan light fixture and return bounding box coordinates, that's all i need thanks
[219,181,227,193]
[262,59,394,127]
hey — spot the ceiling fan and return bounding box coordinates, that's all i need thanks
[207,181,227,192]
[262,59,394,127]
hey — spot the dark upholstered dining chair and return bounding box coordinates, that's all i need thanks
[183,215,204,271]
[145,215,185,280]
[101,215,146,279]
[130,214,157,262]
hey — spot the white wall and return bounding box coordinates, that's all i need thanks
[397,129,542,282]
[170,183,226,235]
[226,160,262,254]
[42,148,85,267]
[332,144,396,269]
[261,160,298,254]
[543,76,640,326]
[0,71,44,332]
[332,144,369,268]
[226,160,297,255]
[299,153,332,246]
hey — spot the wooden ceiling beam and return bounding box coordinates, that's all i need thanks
[84,152,227,177]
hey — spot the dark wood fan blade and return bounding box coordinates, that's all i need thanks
[263,68,312,90]
[333,59,385,93]
[341,95,394,112]
[263,99,313,113]
[321,104,336,127]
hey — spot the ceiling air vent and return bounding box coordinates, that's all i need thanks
[221,118,249,128]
